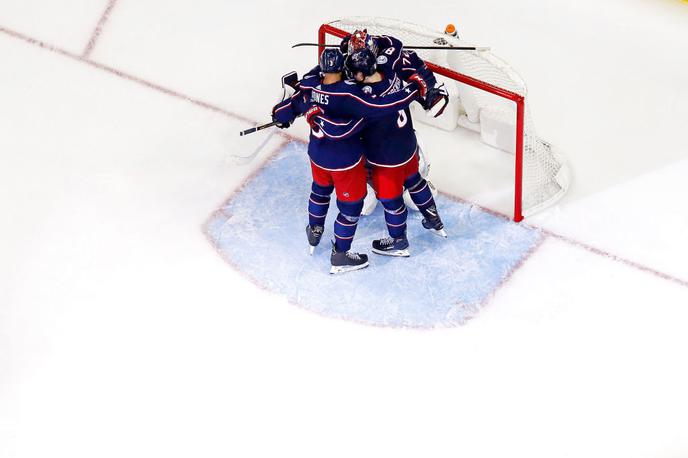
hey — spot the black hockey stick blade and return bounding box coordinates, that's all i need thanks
[291,43,337,49]
[291,42,489,51]
[405,44,490,51]
[239,121,279,136]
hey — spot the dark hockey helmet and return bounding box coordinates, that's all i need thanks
[348,29,378,56]
[346,48,377,77]
[319,48,345,73]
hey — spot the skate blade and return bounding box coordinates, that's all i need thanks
[372,248,410,257]
[309,245,315,255]
[431,228,448,238]
[329,261,370,274]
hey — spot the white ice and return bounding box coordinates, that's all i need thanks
[1,0,688,457]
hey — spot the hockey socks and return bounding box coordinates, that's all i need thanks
[404,172,435,215]
[380,196,408,239]
[308,182,333,227]
[333,199,363,253]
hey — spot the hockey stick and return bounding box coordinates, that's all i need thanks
[291,43,490,51]
[230,125,279,165]
[239,121,279,136]
[233,111,304,164]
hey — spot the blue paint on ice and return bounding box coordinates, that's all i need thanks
[207,141,543,328]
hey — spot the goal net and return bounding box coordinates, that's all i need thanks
[318,17,570,221]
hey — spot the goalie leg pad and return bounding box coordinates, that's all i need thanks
[360,183,378,216]
[333,199,364,252]
[379,196,408,239]
[309,181,333,227]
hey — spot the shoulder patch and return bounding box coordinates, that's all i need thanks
[377,55,388,65]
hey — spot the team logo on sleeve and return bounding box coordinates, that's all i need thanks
[376,55,388,65]
[362,86,373,94]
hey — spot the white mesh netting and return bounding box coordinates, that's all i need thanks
[322,17,570,218]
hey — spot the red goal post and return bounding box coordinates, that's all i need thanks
[318,18,568,222]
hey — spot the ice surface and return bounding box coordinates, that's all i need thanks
[2,0,688,457]
[207,142,543,327]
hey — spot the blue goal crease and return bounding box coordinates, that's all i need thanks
[206,141,543,328]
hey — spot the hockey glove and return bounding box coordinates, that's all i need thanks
[305,105,324,128]
[281,71,299,91]
[422,84,450,118]
[408,73,428,98]
[415,63,437,88]
[271,99,295,129]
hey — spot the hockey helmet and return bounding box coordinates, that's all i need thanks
[346,48,377,78]
[319,48,345,73]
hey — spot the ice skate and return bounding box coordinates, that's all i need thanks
[421,206,447,238]
[371,235,410,257]
[330,245,369,274]
[306,224,324,255]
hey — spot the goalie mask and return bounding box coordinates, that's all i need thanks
[347,29,378,56]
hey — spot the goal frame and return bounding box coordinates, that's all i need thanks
[318,22,527,222]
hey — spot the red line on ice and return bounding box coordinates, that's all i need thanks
[82,0,119,58]
[0,23,301,143]
[543,230,688,288]
[441,191,688,289]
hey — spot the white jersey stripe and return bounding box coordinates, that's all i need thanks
[301,86,418,109]
[311,157,362,172]
[320,118,364,140]
[367,147,418,168]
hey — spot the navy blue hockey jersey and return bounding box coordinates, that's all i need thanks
[357,35,436,166]
[291,74,420,170]
[358,75,418,167]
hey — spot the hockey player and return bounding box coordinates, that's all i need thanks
[342,29,447,106]
[344,31,448,217]
[345,43,448,258]
[271,49,426,273]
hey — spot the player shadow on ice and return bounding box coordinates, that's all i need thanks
[206,141,542,328]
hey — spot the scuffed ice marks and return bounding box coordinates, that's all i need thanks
[207,142,543,328]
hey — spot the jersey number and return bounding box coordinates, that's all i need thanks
[397,110,407,128]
